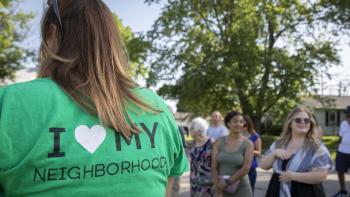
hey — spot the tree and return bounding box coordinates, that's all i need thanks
[319,0,350,30]
[145,0,340,130]
[0,0,34,83]
[114,15,151,80]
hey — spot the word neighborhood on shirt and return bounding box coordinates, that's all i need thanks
[33,122,168,182]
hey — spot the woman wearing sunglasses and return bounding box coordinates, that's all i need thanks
[260,107,333,197]
[0,0,188,196]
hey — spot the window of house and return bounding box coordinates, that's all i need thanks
[325,111,337,127]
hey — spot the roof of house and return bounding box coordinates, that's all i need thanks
[174,112,192,122]
[302,95,350,110]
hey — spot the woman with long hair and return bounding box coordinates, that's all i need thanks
[211,111,254,197]
[260,107,332,197]
[0,0,188,196]
[242,114,262,193]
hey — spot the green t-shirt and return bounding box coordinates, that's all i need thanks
[0,78,188,197]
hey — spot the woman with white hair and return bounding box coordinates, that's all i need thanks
[190,117,214,197]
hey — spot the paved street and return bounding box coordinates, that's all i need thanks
[178,147,350,197]
[178,168,350,197]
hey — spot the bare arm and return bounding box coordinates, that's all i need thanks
[260,148,293,170]
[253,138,262,157]
[228,140,254,183]
[211,140,221,187]
[259,151,276,170]
[165,177,174,197]
[280,170,328,184]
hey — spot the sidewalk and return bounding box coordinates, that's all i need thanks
[179,168,350,197]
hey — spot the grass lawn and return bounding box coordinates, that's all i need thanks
[322,135,339,160]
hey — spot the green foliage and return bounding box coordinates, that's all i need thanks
[146,0,340,128]
[0,0,34,83]
[114,15,151,80]
[323,135,339,152]
[319,0,350,31]
[261,135,338,159]
[261,135,279,151]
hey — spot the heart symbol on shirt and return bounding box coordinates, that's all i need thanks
[75,125,106,153]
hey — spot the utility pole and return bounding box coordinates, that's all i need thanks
[338,81,342,96]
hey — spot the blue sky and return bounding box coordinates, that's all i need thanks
[19,0,162,52]
[18,0,350,95]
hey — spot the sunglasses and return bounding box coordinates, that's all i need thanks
[47,0,64,37]
[293,118,311,124]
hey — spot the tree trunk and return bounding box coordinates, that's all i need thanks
[252,115,262,133]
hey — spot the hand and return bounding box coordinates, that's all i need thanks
[279,171,295,183]
[273,149,293,160]
[215,182,227,192]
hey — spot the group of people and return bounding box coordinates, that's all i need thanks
[0,0,349,197]
[188,108,335,197]
[189,111,262,197]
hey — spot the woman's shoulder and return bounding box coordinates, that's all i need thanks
[242,136,254,148]
[212,136,225,147]
[132,87,157,97]
[131,87,167,109]
[2,77,58,92]
[249,132,260,142]
[316,143,331,155]
[252,132,260,138]
[0,78,59,102]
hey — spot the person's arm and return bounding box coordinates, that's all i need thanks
[337,122,344,145]
[260,148,293,170]
[211,140,226,191]
[279,170,328,184]
[165,177,174,197]
[253,137,262,157]
[228,140,254,183]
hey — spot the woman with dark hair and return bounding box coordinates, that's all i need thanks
[0,0,188,196]
[242,114,262,193]
[260,107,332,197]
[211,111,253,197]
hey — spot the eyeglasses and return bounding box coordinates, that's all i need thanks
[47,0,64,37]
[293,118,311,124]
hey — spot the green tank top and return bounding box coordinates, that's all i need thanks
[217,137,248,176]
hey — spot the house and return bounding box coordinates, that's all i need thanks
[173,112,192,128]
[303,96,350,135]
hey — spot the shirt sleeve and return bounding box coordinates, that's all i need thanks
[251,133,259,143]
[169,126,189,177]
[153,93,189,177]
[339,122,346,137]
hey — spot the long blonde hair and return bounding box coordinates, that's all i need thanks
[38,0,159,138]
[275,107,320,151]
